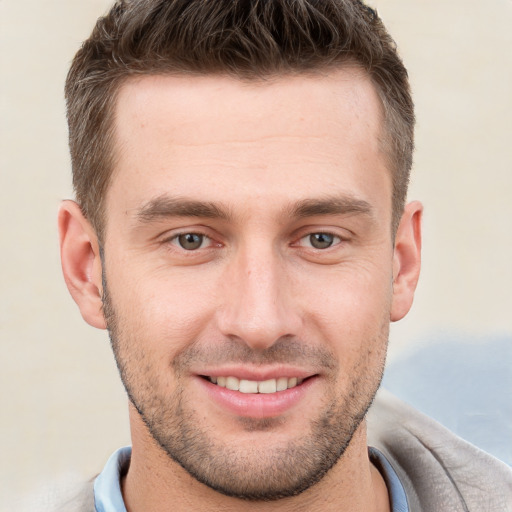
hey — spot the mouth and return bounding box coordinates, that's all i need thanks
[198,372,318,418]
[202,375,309,394]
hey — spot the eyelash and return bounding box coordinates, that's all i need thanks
[296,232,343,250]
[166,232,217,251]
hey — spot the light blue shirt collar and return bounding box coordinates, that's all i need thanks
[369,447,409,512]
[94,446,130,512]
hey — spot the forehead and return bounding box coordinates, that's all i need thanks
[114,68,384,152]
[107,69,390,225]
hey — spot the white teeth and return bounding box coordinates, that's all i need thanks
[239,379,259,393]
[209,376,304,394]
[258,379,277,394]
[276,377,288,391]
[226,376,239,391]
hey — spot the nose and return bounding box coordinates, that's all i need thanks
[216,243,302,351]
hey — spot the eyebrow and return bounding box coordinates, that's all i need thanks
[134,194,373,224]
[289,196,374,219]
[135,196,231,223]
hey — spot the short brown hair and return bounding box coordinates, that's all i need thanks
[66,0,414,240]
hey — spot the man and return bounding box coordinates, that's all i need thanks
[57,0,512,510]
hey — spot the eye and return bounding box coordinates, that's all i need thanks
[174,233,209,250]
[303,232,341,249]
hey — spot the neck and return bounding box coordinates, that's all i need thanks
[122,407,390,512]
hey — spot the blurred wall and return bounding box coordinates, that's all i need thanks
[1,0,511,503]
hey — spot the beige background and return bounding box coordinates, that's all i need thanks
[1,0,511,504]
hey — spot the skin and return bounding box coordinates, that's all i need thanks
[59,68,422,511]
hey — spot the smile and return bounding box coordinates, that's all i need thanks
[207,376,304,394]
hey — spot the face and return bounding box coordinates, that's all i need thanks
[100,69,398,499]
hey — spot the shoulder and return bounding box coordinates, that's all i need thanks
[367,389,512,512]
[16,477,95,512]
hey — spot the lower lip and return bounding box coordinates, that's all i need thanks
[197,376,317,418]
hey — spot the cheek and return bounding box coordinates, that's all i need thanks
[107,263,220,360]
[298,259,394,320]
[296,262,393,360]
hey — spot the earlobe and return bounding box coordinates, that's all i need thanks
[58,200,107,329]
[390,201,423,322]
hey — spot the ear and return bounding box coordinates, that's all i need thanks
[390,201,423,322]
[58,200,106,329]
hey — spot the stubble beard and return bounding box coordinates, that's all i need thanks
[102,279,388,501]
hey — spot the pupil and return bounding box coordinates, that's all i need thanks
[310,233,333,249]
[179,233,203,250]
